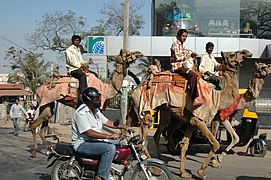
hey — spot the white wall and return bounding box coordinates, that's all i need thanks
[105,36,271,58]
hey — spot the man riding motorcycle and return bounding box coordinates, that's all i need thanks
[71,87,128,180]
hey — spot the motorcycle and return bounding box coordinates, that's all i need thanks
[45,120,174,180]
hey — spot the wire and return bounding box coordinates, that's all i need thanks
[0,33,33,54]
[0,42,10,48]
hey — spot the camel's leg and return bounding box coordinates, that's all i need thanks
[153,109,170,159]
[209,119,222,168]
[30,104,54,158]
[190,117,220,179]
[140,120,151,159]
[211,119,220,138]
[39,122,49,150]
[217,119,240,163]
[179,124,195,179]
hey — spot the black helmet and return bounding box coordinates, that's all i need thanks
[71,35,81,42]
[82,87,101,108]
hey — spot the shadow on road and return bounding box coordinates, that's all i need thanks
[236,176,271,180]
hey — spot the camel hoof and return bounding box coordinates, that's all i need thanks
[180,171,192,179]
[210,159,222,169]
[217,154,223,163]
[197,169,207,179]
[31,149,37,158]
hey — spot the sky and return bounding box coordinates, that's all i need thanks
[0,0,152,74]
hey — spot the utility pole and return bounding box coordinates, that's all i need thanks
[123,0,129,50]
[121,0,129,125]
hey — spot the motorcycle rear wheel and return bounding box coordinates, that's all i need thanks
[131,162,174,180]
[51,160,81,180]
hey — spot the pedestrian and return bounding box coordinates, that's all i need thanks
[23,103,36,132]
[10,99,28,136]
[65,35,88,93]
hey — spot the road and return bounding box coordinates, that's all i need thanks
[1,113,271,179]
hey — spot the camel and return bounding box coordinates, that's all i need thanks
[210,62,271,165]
[128,49,253,179]
[30,49,143,158]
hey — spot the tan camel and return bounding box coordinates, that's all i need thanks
[30,49,143,158]
[128,49,253,179]
[211,62,271,165]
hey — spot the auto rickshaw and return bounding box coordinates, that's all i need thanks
[165,89,267,157]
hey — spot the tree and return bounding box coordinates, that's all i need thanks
[27,10,89,53]
[136,57,152,81]
[4,47,49,96]
[241,0,271,39]
[95,1,145,36]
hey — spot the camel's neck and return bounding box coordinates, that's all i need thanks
[219,70,239,109]
[237,77,265,110]
[107,62,128,99]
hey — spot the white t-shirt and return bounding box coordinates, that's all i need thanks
[72,104,108,151]
[199,52,220,76]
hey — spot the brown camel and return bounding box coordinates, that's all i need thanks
[128,49,253,179]
[30,49,143,158]
[211,62,271,165]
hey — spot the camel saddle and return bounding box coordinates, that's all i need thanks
[147,71,202,89]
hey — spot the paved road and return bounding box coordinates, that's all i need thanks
[1,111,271,180]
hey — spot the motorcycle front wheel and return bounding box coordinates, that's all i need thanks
[131,162,174,180]
[51,160,81,180]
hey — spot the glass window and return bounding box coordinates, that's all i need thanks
[153,0,242,38]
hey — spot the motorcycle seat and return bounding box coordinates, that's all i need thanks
[55,142,75,156]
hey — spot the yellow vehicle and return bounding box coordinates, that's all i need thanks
[166,89,267,157]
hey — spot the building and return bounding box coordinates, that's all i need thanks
[85,1,271,126]
[152,0,271,39]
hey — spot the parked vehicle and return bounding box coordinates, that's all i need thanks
[46,120,174,180]
[166,106,267,157]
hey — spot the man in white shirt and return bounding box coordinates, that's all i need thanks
[10,99,28,136]
[66,35,88,93]
[199,42,224,90]
[72,87,129,180]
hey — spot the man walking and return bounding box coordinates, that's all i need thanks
[10,99,28,136]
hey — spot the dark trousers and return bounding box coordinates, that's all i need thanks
[174,67,199,101]
[70,69,87,93]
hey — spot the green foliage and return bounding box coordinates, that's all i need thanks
[136,57,152,81]
[108,93,121,109]
[4,47,49,94]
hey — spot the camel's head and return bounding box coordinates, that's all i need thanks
[253,62,271,78]
[221,49,253,70]
[116,49,144,65]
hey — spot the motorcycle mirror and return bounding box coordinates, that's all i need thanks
[113,119,120,127]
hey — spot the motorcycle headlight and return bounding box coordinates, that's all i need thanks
[137,140,146,151]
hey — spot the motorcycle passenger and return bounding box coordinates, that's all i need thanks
[71,87,128,180]
[65,35,88,93]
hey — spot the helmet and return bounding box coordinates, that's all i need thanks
[71,35,81,42]
[82,87,101,108]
